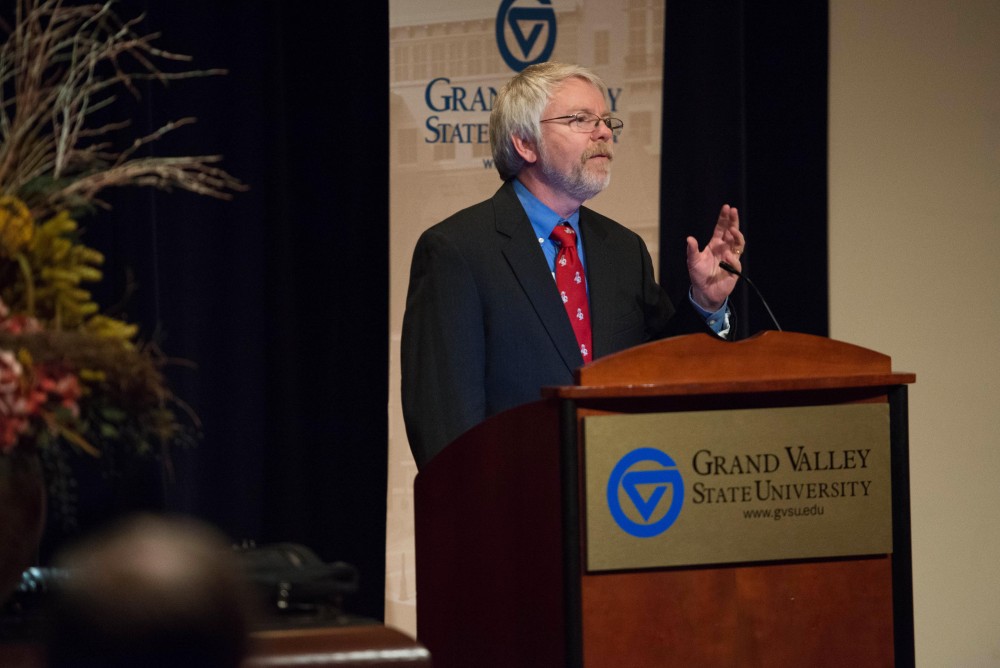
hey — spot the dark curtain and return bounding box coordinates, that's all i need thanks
[662,1,829,337]
[46,1,390,621]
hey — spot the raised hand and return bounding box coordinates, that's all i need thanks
[685,204,744,312]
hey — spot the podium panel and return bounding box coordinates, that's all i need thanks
[414,332,914,667]
[580,559,894,666]
[583,404,893,570]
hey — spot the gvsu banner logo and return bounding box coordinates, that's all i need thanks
[607,448,685,538]
[496,0,557,72]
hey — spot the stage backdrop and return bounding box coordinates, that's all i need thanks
[386,0,667,632]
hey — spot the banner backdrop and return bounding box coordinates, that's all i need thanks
[387,0,666,633]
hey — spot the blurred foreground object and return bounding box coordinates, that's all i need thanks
[45,513,258,668]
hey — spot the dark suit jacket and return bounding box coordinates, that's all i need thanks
[401,181,711,468]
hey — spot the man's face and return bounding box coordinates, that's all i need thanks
[537,77,615,203]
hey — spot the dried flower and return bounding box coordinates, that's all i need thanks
[0,196,33,254]
[0,337,83,455]
[0,0,246,221]
[0,349,27,452]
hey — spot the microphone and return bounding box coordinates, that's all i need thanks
[719,261,783,332]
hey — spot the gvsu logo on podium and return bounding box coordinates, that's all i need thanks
[496,0,557,72]
[607,448,685,538]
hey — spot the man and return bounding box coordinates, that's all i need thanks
[402,62,744,469]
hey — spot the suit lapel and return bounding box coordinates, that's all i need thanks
[579,209,614,358]
[493,183,583,372]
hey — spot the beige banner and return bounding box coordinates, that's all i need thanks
[386,0,666,634]
[583,404,893,571]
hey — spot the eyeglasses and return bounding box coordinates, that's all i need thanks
[540,112,624,138]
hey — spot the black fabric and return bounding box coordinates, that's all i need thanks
[236,543,360,618]
[662,0,829,337]
[45,0,390,621]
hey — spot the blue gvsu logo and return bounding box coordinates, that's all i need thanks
[496,0,557,72]
[606,448,685,538]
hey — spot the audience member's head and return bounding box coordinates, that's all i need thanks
[46,513,256,668]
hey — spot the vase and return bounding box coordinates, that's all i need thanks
[0,449,47,605]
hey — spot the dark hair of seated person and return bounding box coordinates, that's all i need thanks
[45,513,257,668]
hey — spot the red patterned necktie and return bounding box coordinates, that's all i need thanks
[550,222,592,363]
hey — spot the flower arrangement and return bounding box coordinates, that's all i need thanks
[0,0,243,525]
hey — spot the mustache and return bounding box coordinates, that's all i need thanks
[582,142,614,162]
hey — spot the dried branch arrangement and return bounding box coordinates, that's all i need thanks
[0,0,245,220]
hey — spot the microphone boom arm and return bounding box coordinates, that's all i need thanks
[720,261,783,332]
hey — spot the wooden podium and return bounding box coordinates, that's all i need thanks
[414,332,915,667]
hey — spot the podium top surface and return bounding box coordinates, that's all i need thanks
[543,331,915,399]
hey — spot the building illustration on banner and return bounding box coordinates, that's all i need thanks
[386,0,666,633]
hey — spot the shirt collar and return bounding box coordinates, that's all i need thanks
[512,179,581,242]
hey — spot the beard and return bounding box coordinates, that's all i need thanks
[538,140,614,202]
